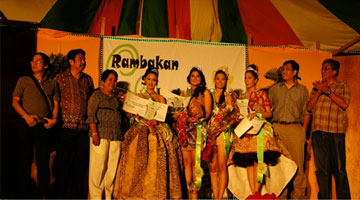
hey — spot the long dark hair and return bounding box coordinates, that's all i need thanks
[214,70,228,105]
[187,67,207,98]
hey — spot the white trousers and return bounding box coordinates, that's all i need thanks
[89,138,121,199]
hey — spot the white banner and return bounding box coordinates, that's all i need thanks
[103,37,246,94]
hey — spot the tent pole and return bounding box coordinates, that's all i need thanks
[316,41,320,49]
[333,36,360,56]
[247,34,253,45]
[100,17,106,35]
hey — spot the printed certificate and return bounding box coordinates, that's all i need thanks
[122,92,168,122]
[236,98,249,119]
[234,117,265,138]
[160,89,190,108]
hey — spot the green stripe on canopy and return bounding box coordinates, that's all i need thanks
[218,0,247,43]
[117,0,140,35]
[40,0,102,33]
[141,0,169,37]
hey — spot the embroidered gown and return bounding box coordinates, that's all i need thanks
[227,90,297,199]
[113,93,184,199]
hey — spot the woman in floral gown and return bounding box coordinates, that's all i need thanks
[227,65,297,199]
[173,67,212,199]
[204,69,239,199]
[113,67,183,199]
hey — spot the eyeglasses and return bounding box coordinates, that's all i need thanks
[30,60,44,64]
[280,67,293,72]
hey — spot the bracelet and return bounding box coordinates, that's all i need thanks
[91,132,98,136]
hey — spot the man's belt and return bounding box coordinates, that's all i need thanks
[272,121,302,125]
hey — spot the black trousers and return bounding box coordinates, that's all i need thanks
[312,131,351,199]
[17,122,51,198]
[55,128,89,199]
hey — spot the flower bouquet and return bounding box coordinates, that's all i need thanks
[173,100,204,148]
[201,105,237,162]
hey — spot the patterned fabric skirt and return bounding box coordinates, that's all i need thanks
[113,123,184,199]
[230,135,281,167]
[227,125,297,199]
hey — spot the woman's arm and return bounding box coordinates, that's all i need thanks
[89,123,100,146]
[225,94,238,127]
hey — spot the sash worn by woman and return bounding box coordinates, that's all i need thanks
[173,67,212,199]
[203,68,239,199]
[113,67,183,199]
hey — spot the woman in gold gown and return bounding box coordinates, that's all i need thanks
[113,67,183,199]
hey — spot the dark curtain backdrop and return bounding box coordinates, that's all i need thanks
[0,21,38,198]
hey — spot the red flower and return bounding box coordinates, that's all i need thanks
[201,113,225,162]
[246,192,279,199]
[175,112,188,147]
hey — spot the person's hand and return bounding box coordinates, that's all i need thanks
[313,81,330,94]
[92,134,100,146]
[188,117,199,123]
[43,117,57,129]
[117,92,126,103]
[247,112,257,120]
[218,126,228,133]
[23,114,39,127]
[173,109,181,119]
[147,119,157,126]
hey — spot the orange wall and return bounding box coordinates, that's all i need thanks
[37,28,101,87]
[336,55,360,199]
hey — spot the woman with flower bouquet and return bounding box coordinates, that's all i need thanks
[227,65,297,199]
[202,69,239,199]
[173,67,212,199]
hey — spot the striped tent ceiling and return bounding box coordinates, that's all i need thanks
[3,0,360,51]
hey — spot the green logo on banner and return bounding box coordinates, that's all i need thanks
[105,44,139,76]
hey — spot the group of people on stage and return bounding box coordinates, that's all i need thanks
[12,48,351,199]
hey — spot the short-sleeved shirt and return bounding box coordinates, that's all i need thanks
[12,76,60,118]
[310,79,351,134]
[268,82,309,123]
[86,89,123,141]
[55,71,94,130]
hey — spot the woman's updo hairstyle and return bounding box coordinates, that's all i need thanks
[142,67,159,85]
[246,64,259,80]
